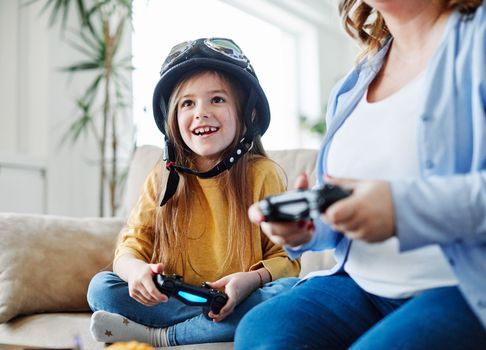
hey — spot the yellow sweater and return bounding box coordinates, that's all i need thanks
[115,157,300,285]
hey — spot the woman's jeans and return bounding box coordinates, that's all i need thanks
[234,274,486,350]
[87,271,298,346]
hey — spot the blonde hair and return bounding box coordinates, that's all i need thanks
[339,0,483,58]
[152,69,268,275]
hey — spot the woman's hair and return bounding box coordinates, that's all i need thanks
[339,0,483,58]
[152,69,268,275]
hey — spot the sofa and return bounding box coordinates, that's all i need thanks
[0,145,335,349]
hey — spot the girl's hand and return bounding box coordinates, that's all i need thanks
[323,176,395,242]
[248,173,315,247]
[126,262,168,306]
[206,270,263,322]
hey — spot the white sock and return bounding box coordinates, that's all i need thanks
[90,310,169,347]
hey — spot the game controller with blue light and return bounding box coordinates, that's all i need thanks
[153,274,228,316]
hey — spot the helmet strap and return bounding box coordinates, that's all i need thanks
[160,140,179,206]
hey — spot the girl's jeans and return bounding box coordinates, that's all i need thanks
[87,271,298,346]
[234,273,486,350]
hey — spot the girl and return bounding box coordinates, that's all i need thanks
[237,0,486,349]
[87,38,300,347]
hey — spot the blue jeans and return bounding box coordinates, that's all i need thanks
[87,272,298,346]
[234,274,486,350]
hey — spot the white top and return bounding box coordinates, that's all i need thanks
[326,73,458,298]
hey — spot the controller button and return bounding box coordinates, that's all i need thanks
[164,281,176,289]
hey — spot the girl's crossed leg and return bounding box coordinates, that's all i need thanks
[87,271,298,346]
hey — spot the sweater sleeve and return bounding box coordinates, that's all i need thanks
[248,159,301,280]
[114,165,161,264]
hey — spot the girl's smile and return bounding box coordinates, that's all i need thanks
[177,72,238,171]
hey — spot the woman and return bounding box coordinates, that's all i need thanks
[235,1,486,349]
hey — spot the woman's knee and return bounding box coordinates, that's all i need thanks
[235,290,302,349]
[263,277,299,295]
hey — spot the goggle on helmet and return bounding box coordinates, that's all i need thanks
[152,38,271,206]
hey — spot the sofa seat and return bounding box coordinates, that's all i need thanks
[0,313,233,349]
[0,313,103,350]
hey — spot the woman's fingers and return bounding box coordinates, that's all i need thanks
[294,173,309,190]
[261,221,312,246]
[248,202,265,224]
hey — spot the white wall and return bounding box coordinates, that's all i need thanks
[220,0,357,147]
[0,0,132,217]
[0,0,50,214]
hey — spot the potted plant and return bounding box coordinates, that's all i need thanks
[30,0,134,216]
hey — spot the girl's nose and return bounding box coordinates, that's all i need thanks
[195,105,210,119]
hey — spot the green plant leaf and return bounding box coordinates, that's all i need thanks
[82,74,104,103]
[60,100,93,146]
[299,115,327,136]
[30,0,89,30]
[62,62,103,72]
[31,0,135,217]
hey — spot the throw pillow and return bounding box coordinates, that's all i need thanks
[0,213,124,323]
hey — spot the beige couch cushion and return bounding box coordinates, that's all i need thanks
[267,149,318,188]
[121,145,319,214]
[0,213,123,323]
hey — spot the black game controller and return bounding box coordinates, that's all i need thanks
[153,274,228,316]
[259,184,351,222]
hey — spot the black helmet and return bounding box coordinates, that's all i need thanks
[152,38,271,205]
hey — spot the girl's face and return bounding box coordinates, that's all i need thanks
[176,72,239,170]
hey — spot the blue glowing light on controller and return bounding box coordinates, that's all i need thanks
[178,291,207,303]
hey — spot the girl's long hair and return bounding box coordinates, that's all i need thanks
[339,0,483,58]
[152,69,269,276]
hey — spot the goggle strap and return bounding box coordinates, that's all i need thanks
[160,137,253,206]
[164,135,253,176]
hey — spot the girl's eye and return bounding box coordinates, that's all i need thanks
[212,96,225,103]
[180,99,193,108]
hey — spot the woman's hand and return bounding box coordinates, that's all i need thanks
[323,176,396,242]
[125,261,168,306]
[206,270,265,322]
[248,173,315,247]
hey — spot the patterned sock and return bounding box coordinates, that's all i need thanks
[90,310,169,347]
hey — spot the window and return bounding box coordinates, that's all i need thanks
[132,0,321,150]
